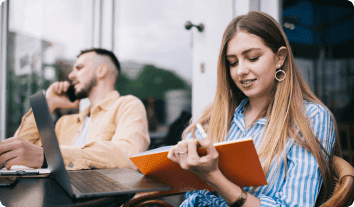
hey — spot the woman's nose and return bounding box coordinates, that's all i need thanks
[236,61,249,76]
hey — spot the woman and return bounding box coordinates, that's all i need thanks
[167,11,341,207]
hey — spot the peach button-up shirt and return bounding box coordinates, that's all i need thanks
[14,91,150,170]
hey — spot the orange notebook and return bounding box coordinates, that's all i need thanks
[130,138,267,194]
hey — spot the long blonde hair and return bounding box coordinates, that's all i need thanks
[182,11,341,204]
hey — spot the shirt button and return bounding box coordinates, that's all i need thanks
[69,163,74,168]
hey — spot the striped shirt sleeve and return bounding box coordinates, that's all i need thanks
[258,105,336,207]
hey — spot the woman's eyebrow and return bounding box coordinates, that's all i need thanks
[226,48,262,58]
[241,48,262,55]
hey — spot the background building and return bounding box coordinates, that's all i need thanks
[6,31,66,137]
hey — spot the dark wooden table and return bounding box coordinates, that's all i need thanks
[0,177,135,207]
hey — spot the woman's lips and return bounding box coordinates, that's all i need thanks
[240,79,256,87]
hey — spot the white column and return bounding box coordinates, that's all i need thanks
[80,0,116,112]
[101,0,114,50]
[260,0,281,23]
[0,0,8,141]
[234,0,281,21]
[82,0,94,49]
[191,0,233,120]
[91,0,115,50]
[234,0,260,17]
[92,0,100,47]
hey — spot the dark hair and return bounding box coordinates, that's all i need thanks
[78,48,121,74]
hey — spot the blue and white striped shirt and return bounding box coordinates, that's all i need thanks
[181,99,335,207]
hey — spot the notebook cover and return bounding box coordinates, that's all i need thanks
[130,138,267,194]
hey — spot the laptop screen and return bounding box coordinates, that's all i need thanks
[29,90,74,197]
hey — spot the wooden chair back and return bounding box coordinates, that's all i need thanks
[318,156,354,207]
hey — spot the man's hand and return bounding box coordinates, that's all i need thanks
[0,137,44,169]
[46,81,80,113]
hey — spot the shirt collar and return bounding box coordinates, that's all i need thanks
[94,90,120,111]
[77,91,120,122]
[234,98,249,117]
[232,98,267,127]
[77,107,90,123]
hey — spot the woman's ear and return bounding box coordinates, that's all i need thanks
[97,63,109,79]
[276,46,288,69]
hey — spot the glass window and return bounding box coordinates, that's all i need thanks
[115,0,193,147]
[5,0,193,149]
[6,0,92,137]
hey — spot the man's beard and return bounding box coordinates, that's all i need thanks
[75,75,97,99]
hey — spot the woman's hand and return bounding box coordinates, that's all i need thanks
[168,137,261,206]
[167,136,220,183]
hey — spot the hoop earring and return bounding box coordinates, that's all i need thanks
[275,69,286,82]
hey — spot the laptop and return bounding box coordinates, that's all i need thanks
[29,90,172,199]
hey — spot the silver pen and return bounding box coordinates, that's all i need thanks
[196,123,208,139]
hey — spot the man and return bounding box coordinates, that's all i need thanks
[0,48,150,170]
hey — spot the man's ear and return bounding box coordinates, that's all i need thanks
[276,46,288,69]
[97,63,109,79]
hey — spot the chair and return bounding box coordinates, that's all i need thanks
[318,156,354,207]
[122,191,181,207]
[123,156,354,207]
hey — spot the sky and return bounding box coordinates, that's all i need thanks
[8,0,193,82]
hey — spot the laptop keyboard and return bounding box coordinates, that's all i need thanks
[67,170,129,193]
